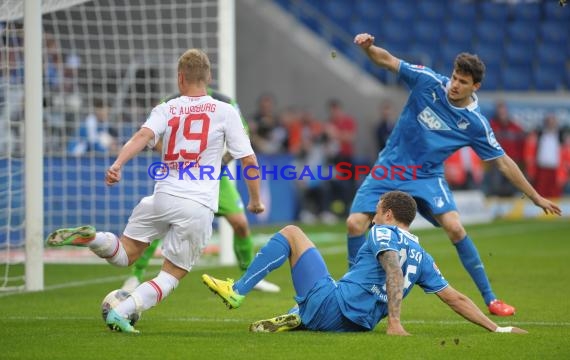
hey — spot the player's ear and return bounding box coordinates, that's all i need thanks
[472,82,481,92]
[385,208,394,221]
[177,72,184,88]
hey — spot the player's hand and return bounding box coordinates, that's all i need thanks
[247,201,265,215]
[510,327,528,334]
[386,322,411,336]
[105,164,122,185]
[532,195,562,216]
[495,326,528,334]
[354,33,375,50]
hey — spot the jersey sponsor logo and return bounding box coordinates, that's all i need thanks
[456,117,470,130]
[417,107,451,131]
[411,64,425,69]
[374,227,392,243]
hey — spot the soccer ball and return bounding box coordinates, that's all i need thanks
[100,289,141,329]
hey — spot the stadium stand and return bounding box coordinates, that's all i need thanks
[273,0,570,91]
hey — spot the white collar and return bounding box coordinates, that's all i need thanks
[444,82,479,112]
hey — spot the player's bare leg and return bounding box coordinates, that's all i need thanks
[122,239,161,291]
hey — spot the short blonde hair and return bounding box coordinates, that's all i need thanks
[178,49,211,84]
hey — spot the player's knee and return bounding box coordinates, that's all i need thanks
[279,225,304,244]
[231,220,249,238]
[226,213,249,237]
[346,214,367,236]
[443,221,466,242]
[280,224,302,238]
[121,236,148,265]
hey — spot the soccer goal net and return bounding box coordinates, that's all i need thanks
[0,0,235,292]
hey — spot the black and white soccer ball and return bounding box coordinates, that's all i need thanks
[101,289,141,329]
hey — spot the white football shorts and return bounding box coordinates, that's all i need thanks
[123,192,214,271]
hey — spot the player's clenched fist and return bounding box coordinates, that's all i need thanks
[247,201,265,214]
[354,33,375,49]
[105,164,122,185]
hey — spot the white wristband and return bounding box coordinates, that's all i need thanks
[495,326,513,333]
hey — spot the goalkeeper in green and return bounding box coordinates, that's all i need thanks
[122,88,280,293]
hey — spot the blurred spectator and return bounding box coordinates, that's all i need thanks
[326,99,357,216]
[249,93,288,154]
[485,101,526,197]
[286,107,320,156]
[62,53,83,133]
[44,52,83,154]
[291,110,337,224]
[444,147,484,190]
[1,25,25,156]
[44,33,63,92]
[326,99,357,163]
[375,100,396,152]
[559,132,570,195]
[43,33,65,153]
[524,114,566,198]
[68,98,119,156]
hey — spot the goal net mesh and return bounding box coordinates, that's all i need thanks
[0,0,221,290]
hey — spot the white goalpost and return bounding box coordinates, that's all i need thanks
[217,0,237,266]
[0,0,236,292]
[24,0,45,292]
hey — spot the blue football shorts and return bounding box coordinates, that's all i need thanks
[292,248,367,332]
[350,175,457,226]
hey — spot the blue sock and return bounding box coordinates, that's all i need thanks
[455,235,496,305]
[233,232,290,295]
[347,234,366,269]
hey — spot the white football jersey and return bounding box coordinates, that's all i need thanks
[142,95,253,211]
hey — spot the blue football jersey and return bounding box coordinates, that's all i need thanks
[336,224,448,330]
[373,61,505,179]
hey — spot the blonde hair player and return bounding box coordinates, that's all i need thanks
[46,49,264,333]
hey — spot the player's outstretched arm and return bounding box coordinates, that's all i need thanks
[240,154,264,214]
[492,154,562,215]
[378,250,410,336]
[353,33,400,73]
[106,127,154,185]
[435,286,527,334]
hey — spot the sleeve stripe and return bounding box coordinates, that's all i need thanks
[481,153,505,162]
[424,283,449,294]
[375,248,398,260]
[405,66,443,85]
[473,111,505,153]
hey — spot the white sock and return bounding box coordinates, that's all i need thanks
[116,271,179,316]
[88,232,128,267]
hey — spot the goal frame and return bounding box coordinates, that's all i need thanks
[24,0,44,292]
[20,0,237,291]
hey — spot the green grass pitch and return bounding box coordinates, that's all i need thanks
[1,219,569,359]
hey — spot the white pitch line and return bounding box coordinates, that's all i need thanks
[1,315,569,327]
[401,319,570,327]
[0,275,127,298]
[2,221,568,298]
[0,261,234,298]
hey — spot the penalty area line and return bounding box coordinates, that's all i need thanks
[0,275,127,298]
[2,315,570,327]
